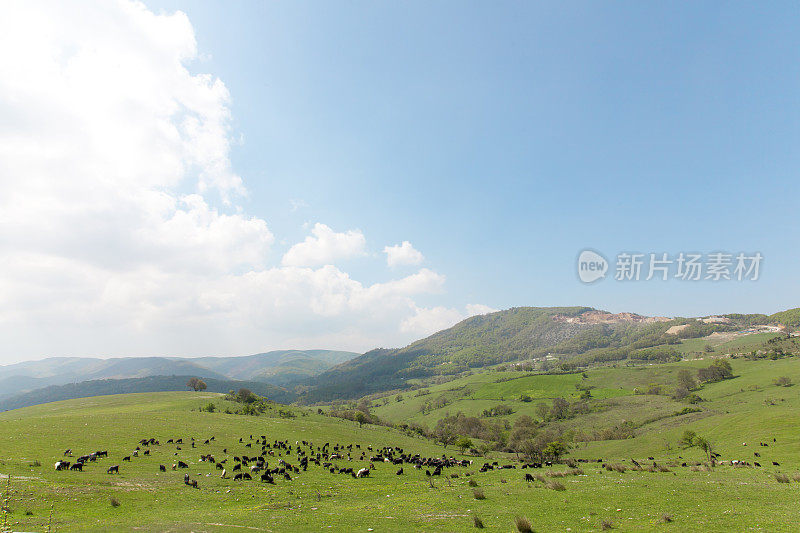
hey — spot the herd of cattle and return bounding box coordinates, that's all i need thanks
[53,435,785,490]
[54,435,485,489]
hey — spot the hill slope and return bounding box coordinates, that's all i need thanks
[300,306,795,402]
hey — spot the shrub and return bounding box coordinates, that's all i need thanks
[773,376,793,387]
[775,473,790,483]
[30,460,41,467]
[601,518,614,530]
[660,513,673,523]
[110,497,121,508]
[473,515,484,528]
[472,488,486,500]
[468,479,478,487]
[514,516,533,533]
[792,473,800,482]
[546,480,566,491]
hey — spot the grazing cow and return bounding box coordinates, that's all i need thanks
[63,449,72,456]
[754,462,761,467]
[773,461,780,466]
[54,461,70,471]
[232,463,241,472]
[261,473,275,484]
[220,469,228,479]
[122,456,131,462]
[159,465,166,472]
[143,450,150,456]
[96,451,108,458]
[396,468,403,475]
[356,468,370,478]
[242,473,252,480]
[234,473,243,481]
[525,473,535,482]
[70,463,83,471]
[177,461,189,468]
[754,452,760,457]
[107,465,119,474]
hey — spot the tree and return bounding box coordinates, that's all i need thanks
[549,398,570,420]
[677,369,697,391]
[354,411,366,428]
[186,377,206,392]
[694,436,713,462]
[678,429,697,448]
[542,441,568,461]
[237,388,256,403]
[456,436,473,454]
[435,426,456,449]
[535,402,550,421]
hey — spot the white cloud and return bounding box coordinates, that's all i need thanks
[282,223,366,267]
[384,241,424,267]
[466,303,498,316]
[0,1,497,363]
[400,303,499,337]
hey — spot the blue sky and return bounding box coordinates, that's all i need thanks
[0,1,798,363]
[151,0,799,315]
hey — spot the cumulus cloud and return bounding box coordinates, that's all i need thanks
[384,241,424,267]
[400,303,499,337]
[0,1,498,363]
[282,223,366,267]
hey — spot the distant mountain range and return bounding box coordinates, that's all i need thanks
[0,375,296,412]
[0,350,358,400]
[3,306,798,411]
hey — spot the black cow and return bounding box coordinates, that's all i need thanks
[159,465,166,472]
[70,463,83,471]
[107,465,119,474]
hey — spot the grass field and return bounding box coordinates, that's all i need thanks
[1,357,800,531]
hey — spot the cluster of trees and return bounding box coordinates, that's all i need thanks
[481,404,514,417]
[419,394,451,414]
[328,398,383,428]
[433,413,509,447]
[186,377,207,391]
[697,360,733,383]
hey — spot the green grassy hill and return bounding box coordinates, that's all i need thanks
[300,307,797,402]
[2,355,800,531]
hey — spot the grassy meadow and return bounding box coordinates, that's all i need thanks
[1,356,800,531]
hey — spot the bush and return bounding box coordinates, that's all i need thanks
[472,488,486,500]
[468,479,478,487]
[110,497,121,508]
[660,513,673,523]
[601,518,614,530]
[773,376,793,387]
[473,515,484,529]
[514,516,533,533]
[545,480,566,491]
[775,473,790,483]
